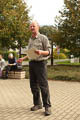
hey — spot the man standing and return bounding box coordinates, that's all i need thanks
[20,21,51,116]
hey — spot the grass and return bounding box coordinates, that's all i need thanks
[56,61,80,65]
[23,65,80,82]
[47,65,80,82]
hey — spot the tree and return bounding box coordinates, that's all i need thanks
[0,0,31,57]
[55,0,80,57]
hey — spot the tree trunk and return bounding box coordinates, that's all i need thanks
[19,43,21,58]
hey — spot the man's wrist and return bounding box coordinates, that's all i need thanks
[41,51,49,56]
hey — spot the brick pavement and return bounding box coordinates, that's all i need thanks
[0,79,80,120]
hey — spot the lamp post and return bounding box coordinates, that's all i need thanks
[51,40,54,66]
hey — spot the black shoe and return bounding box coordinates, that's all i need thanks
[45,107,51,116]
[31,105,42,111]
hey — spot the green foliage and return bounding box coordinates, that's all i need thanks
[60,48,70,57]
[0,50,19,60]
[54,52,67,59]
[53,48,68,59]
[0,0,31,50]
[55,0,80,57]
[40,25,55,41]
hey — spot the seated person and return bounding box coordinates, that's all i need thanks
[0,54,5,77]
[5,53,17,78]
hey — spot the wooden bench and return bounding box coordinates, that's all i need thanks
[2,70,26,79]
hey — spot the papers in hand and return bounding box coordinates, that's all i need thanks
[26,48,40,60]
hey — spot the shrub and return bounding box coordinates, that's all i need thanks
[58,53,67,59]
[53,52,67,59]
[53,48,69,59]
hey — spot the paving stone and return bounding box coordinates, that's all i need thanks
[0,79,80,120]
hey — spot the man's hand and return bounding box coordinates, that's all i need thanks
[35,50,49,56]
[17,58,23,63]
[35,50,43,55]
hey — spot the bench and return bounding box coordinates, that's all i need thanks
[2,70,26,79]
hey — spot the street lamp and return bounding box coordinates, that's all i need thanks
[51,40,54,66]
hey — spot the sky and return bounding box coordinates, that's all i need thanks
[25,0,64,26]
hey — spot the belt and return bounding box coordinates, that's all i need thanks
[30,60,46,63]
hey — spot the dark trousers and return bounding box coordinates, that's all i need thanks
[29,60,51,108]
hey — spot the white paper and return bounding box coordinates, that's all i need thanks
[26,47,40,60]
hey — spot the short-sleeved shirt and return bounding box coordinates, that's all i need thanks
[28,33,51,61]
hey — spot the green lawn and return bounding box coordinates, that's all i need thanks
[56,61,80,65]
[23,65,80,82]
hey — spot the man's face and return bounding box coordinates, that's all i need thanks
[9,56,13,59]
[30,22,39,34]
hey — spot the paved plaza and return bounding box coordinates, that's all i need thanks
[0,79,80,120]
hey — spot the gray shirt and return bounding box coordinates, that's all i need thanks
[28,33,51,61]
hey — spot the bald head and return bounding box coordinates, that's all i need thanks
[30,21,39,27]
[30,21,40,37]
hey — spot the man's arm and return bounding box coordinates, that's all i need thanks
[18,55,28,62]
[35,35,51,56]
[35,50,49,56]
[22,56,28,61]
